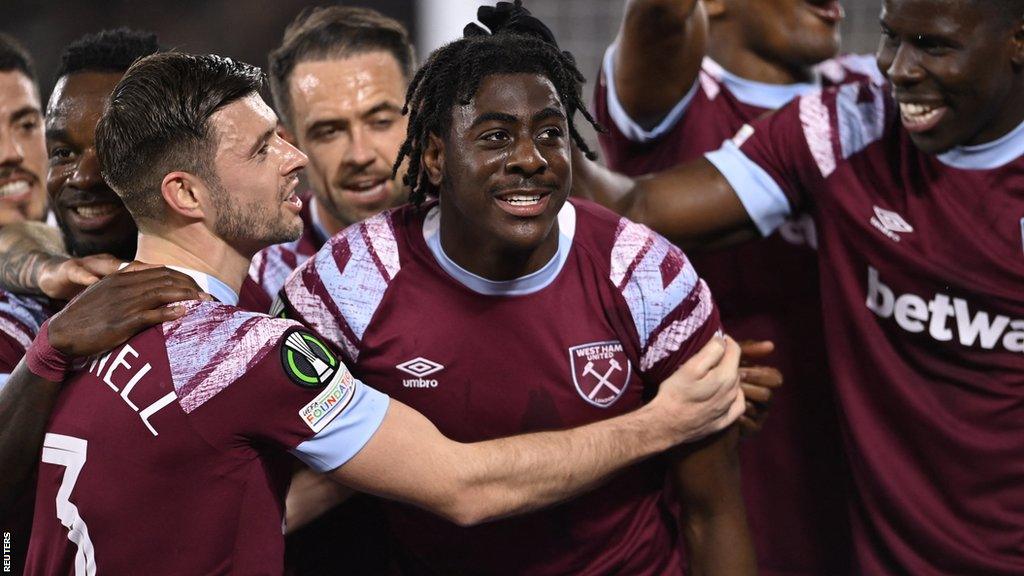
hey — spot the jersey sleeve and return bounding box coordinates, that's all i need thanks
[171,309,390,474]
[705,80,891,236]
[612,219,722,385]
[0,292,53,386]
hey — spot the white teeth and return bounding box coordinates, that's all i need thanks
[73,204,117,219]
[503,194,541,206]
[899,103,944,126]
[0,181,29,198]
[348,181,385,193]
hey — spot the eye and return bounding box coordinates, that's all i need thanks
[480,129,510,142]
[537,126,564,142]
[310,125,339,141]
[256,142,270,157]
[369,117,396,131]
[913,35,953,56]
[16,117,39,133]
[48,146,74,165]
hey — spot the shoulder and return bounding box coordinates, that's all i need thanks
[162,301,304,413]
[818,53,887,87]
[0,290,54,349]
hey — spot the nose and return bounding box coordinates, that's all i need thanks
[0,128,24,167]
[281,138,308,177]
[342,126,375,168]
[882,44,924,87]
[67,148,104,189]
[505,135,547,177]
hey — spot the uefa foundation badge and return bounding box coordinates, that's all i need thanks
[568,341,631,408]
[281,329,357,433]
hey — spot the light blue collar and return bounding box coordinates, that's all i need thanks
[704,58,821,110]
[308,196,332,244]
[422,202,576,296]
[118,262,239,305]
[936,118,1024,170]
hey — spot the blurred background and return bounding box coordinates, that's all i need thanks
[3,0,883,148]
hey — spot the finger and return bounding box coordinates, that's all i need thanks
[739,340,775,364]
[739,366,784,388]
[739,416,763,435]
[132,307,188,329]
[675,335,726,379]
[136,287,205,309]
[80,254,126,277]
[123,260,163,273]
[117,267,204,292]
[706,337,741,387]
[65,263,103,287]
[740,383,773,404]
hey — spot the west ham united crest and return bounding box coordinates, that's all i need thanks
[568,341,632,408]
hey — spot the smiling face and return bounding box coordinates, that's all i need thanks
[46,72,138,259]
[206,93,308,256]
[426,73,571,280]
[711,0,843,72]
[877,0,1024,154]
[287,52,408,233]
[0,70,47,225]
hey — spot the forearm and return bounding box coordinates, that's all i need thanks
[673,428,757,576]
[453,403,678,524]
[286,468,355,534]
[0,360,61,511]
[0,222,67,295]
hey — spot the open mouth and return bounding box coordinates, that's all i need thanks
[804,0,844,25]
[494,190,552,217]
[62,202,125,232]
[339,177,391,208]
[0,179,33,201]
[899,102,948,133]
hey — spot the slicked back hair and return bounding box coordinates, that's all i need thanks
[55,28,160,81]
[394,32,601,205]
[0,33,36,82]
[269,6,415,131]
[96,53,264,225]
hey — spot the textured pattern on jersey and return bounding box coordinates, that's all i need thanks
[641,279,713,371]
[836,82,888,160]
[163,301,301,413]
[611,218,700,351]
[248,238,314,305]
[284,212,400,363]
[800,92,837,178]
[0,290,52,348]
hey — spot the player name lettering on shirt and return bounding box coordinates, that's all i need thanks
[87,344,177,436]
[866,267,1024,352]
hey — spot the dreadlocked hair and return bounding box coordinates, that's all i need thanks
[393,31,603,206]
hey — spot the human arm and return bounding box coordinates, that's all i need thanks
[331,335,745,527]
[0,220,123,299]
[672,427,756,575]
[285,468,355,533]
[0,266,208,511]
[613,0,707,128]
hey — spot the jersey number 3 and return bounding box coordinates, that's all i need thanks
[41,433,97,575]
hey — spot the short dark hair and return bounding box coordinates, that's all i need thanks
[394,32,601,205]
[96,52,264,224]
[269,6,415,130]
[55,28,160,80]
[0,33,36,82]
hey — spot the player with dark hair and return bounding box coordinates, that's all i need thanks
[280,25,756,575]
[241,6,416,313]
[0,34,46,229]
[0,49,748,575]
[589,2,883,571]
[585,0,1024,572]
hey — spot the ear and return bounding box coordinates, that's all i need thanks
[422,132,445,187]
[160,171,207,220]
[703,0,725,19]
[277,122,298,147]
[1012,16,1024,67]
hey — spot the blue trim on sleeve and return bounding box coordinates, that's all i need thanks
[705,140,792,237]
[602,44,699,143]
[290,381,390,473]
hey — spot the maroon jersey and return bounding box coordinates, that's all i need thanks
[24,270,389,576]
[708,81,1024,574]
[242,192,325,313]
[594,51,881,575]
[280,199,721,575]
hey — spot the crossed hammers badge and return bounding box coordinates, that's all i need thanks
[569,341,632,408]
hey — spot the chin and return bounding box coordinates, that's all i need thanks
[907,132,957,156]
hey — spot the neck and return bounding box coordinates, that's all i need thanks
[437,206,560,282]
[134,222,250,294]
[314,199,346,237]
[707,28,816,85]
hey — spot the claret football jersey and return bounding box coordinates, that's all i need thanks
[707,81,1024,574]
[593,47,882,575]
[24,269,389,576]
[280,198,720,575]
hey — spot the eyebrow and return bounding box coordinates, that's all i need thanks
[469,111,518,130]
[45,127,69,143]
[363,101,403,118]
[247,126,276,157]
[10,106,41,123]
[533,107,566,123]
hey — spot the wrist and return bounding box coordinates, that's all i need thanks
[25,319,73,382]
[634,401,682,452]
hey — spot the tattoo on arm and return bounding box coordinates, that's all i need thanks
[0,223,68,295]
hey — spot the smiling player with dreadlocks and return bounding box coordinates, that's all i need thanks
[280,12,756,575]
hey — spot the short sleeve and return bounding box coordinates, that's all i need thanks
[180,321,390,474]
[612,219,722,384]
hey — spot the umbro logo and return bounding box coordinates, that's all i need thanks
[870,206,914,242]
[396,357,443,388]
